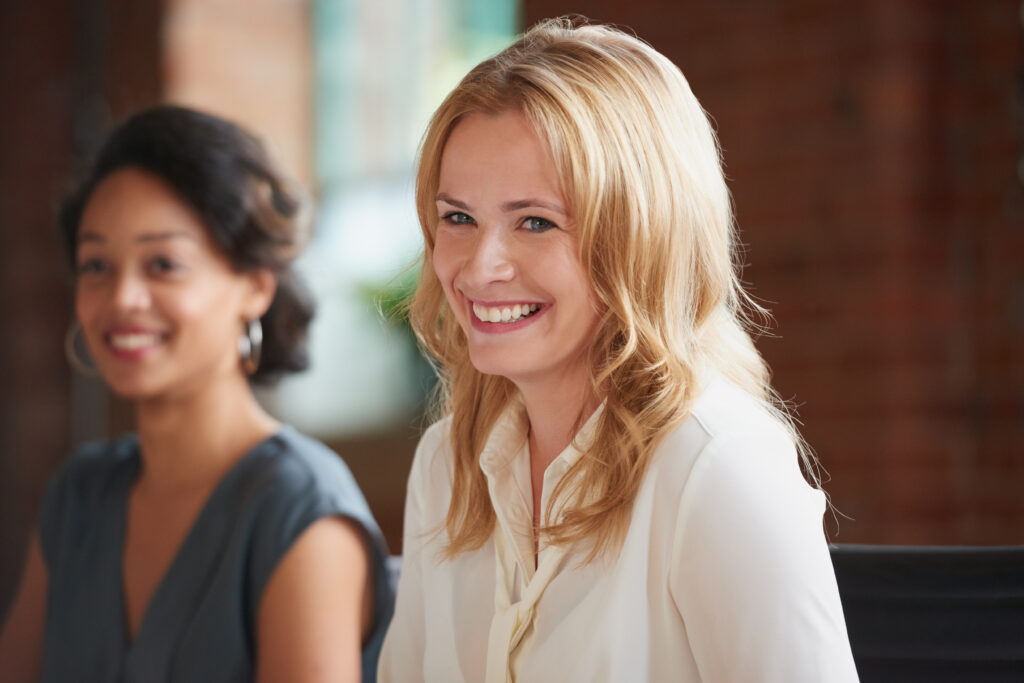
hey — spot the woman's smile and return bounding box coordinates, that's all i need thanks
[469,300,547,331]
[103,325,170,358]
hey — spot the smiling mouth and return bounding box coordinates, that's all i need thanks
[107,332,164,351]
[472,302,542,324]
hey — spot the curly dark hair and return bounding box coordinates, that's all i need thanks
[59,105,315,384]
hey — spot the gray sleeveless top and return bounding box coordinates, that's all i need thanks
[38,426,393,682]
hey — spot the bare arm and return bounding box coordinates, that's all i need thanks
[0,534,47,683]
[256,517,370,683]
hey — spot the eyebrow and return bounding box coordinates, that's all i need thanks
[436,193,567,216]
[77,230,199,244]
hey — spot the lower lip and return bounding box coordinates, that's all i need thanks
[468,304,548,334]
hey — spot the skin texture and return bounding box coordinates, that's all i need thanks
[257,517,370,683]
[0,168,368,682]
[433,110,603,527]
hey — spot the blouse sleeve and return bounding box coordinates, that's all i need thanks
[668,424,859,682]
[247,462,342,603]
[377,421,448,683]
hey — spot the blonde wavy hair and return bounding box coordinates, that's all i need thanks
[409,18,816,560]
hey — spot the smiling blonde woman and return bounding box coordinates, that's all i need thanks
[379,18,859,682]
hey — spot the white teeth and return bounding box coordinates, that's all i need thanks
[109,333,161,350]
[472,303,540,324]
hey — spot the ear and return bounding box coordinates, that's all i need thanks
[241,267,278,320]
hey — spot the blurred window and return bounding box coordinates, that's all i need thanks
[260,0,518,437]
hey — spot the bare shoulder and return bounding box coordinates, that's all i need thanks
[270,515,369,571]
[257,517,368,683]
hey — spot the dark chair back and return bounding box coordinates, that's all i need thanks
[830,544,1024,682]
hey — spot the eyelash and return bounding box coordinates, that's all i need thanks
[441,211,474,225]
[75,258,107,277]
[439,212,558,233]
[148,256,180,274]
[522,216,556,232]
[74,256,182,278]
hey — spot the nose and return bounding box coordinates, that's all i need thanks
[112,270,152,311]
[461,227,515,287]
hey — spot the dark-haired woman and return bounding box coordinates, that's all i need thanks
[0,105,392,683]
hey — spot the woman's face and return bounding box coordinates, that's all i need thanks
[432,110,601,393]
[74,167,269,400]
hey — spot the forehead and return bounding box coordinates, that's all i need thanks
[78,167,210,245]
[438,110,564,200]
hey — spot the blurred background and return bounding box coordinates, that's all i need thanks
[0,0,1021,618]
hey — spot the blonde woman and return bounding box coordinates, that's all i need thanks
[379,19,858,682]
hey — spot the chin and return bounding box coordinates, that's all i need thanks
[467,350,508,378]
[106,383,159,402]
[466,350,529,384]
[98,371,164,402]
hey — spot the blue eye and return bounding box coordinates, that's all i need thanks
[442,211,474,225]
[523,216,556,232]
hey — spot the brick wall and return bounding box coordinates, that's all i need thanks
[0,0,75,617]
[524,1,1024,543]
[0,0,162,616]
[162,0,314,185]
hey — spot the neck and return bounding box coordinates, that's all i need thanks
[133,372,278,493]
[518,366,601,473]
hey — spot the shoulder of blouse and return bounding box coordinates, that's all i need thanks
[662,380,851,682]
[665,377,823,583]
[645,377,796,486]
[688,376,794,450]
[406,415,456,512]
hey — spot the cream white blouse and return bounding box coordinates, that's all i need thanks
[378,377,859,682]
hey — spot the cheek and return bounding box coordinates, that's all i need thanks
[74,290,92,321]
[431,242,473,336]
[550,254,601,331]
[169,289,215,320]
[74,287,104,330]
[545,244,592,300]
[431,241,459,299]
[171,284,244,335]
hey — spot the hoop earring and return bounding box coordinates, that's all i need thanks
[238,318,263,375]
[64,321,101,377]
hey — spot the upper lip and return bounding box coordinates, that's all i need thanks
[103,324,168,337]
